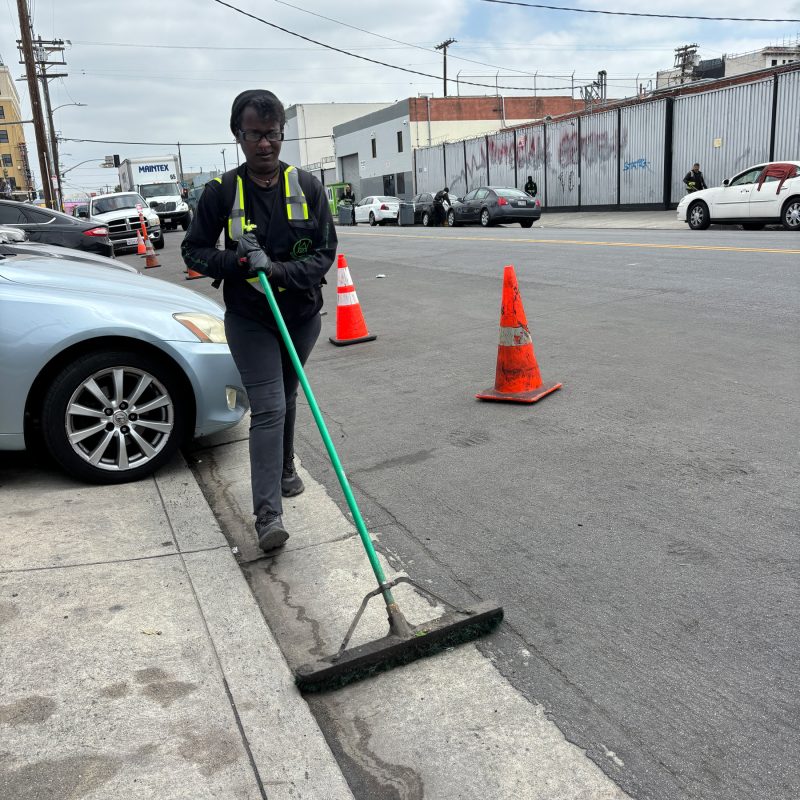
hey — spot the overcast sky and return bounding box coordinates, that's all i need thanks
[2,0,799,196]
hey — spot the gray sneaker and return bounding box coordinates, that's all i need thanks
[281,460,305,497]
[255,512,289,553]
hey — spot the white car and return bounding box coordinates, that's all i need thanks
[76,191,164,252]
[677,161,800,231]
[354,196,400,226]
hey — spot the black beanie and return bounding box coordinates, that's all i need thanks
[229,90,285,135]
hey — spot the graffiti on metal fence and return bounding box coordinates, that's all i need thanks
[623,158,651,172]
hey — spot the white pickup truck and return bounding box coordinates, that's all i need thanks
[76,192,163,253]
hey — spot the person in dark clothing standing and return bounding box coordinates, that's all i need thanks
[341,183,356,225]
[181,89,337,553]
[683,163,707,193]
[433,186,451,225]
[523,175,537,197]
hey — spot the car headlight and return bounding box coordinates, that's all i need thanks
[178,202,188,211]
[173,313,227,343]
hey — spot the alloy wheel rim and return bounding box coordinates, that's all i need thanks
[64,366,174,471]
[786,203,800,227]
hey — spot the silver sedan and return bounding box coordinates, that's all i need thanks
[0,250,247,483]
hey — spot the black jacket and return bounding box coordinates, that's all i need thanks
[181,162,337,330]
[683,170,707,192]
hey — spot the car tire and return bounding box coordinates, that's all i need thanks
[41,350,189,484]
[480,208,491,227]
[422,211,430,227]
[687,201,710,230]
[369,212,377,227]
[447,209,456,227]
[520,219,534,228]
[740,223,765,231]
[780,198,800,231]
[154,235,165,250]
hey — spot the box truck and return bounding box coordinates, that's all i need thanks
[118,156,192,231]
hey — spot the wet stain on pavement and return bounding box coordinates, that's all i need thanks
[358,449,436,474]
[0,695,57,725]
[134,667,198,707]
[666,540,714,565]
[177,728,241,776]
[0,753,121,799]
[98,682,131,699]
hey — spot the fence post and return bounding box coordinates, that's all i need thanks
[663,98,674,208]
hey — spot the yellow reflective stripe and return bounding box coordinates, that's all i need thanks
[213,176,222,183]
[284,167,294,220]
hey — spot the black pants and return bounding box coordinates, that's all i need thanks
[225,310,322,520]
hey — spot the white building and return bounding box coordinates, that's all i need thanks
[725,46,800,77]
[281,103,390,182]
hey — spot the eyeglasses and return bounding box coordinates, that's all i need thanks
[238,129,284,143]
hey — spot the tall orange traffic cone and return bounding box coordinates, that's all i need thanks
[476,265,561,403]
[140,235,161,269]
[329,254,376,346]
[136,231,147,255]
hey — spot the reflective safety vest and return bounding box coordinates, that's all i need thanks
[215,165,309,294]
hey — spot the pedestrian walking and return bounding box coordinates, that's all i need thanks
[524,175,537,197]
[181,89,337,553]
[683,163,707,193]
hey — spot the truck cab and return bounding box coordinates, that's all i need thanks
[78,192,163,252]
[138,181,192,231]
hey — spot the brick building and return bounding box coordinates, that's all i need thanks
[0,58,34,200]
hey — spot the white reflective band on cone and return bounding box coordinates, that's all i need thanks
[337,267,354,288]
[498,325,533,346]
[337,291,360,306]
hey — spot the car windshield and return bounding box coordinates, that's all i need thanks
[495,188,529,199]
[139,183,181,198]
[92,194,146,214]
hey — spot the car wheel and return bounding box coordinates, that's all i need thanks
[447,209,456,227]
[480,208,491,227]
[520,219,534,228]
[369,212,377,226]
[780,198,800,231]
[41,350,189,484]
[422,211,430,227]
[740,223,765,231]
[153,235,165,250]
[687,201,710,230]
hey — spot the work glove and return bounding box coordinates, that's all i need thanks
[236,232,272,278]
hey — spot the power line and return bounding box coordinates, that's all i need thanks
[477,0,800,23]
[58,135,333,146]
[209,0,574,92]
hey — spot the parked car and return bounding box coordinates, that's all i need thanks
[354,196,401,226]
[447,187,542,228]
[0,199,114,257]
[75,192,164,252]
[0,251,248,484]
[677,161,800,231]
[412,193,436,226]
[0,226,136,273]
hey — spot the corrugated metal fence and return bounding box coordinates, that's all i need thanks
[413,68,799,208]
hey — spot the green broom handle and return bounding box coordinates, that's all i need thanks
[257,270,394,602]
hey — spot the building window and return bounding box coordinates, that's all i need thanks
[2,154,12,167]
[771,59,778,66]
[397,131,403,153]
[371,138,376,159]
[0,106,5,119]
[0,131,8,143]
[8,177,16,189]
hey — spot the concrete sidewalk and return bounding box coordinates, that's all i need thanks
[0,452,354,800]
[535,209,684,230]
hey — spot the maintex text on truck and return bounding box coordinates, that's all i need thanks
[118,156,192,231]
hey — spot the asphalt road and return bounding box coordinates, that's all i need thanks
[132,221,800,800]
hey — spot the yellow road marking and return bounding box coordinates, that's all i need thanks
[338,230,800,255]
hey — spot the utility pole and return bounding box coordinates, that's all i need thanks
[34,38,67,211]
[435,38,457,97]
[15,0,54,208]
[673,44,698,85]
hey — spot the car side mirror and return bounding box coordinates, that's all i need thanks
[722,179,730,187]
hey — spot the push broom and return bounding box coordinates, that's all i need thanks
[254,266,503,693]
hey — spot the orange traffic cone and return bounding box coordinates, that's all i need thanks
[328,254,376,346]
[136,231,147,255]
[185,266,206,280]
[140,235,161,269]
[476,265,561,404]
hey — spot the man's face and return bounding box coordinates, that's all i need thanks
[237,106,283,175]
[693,164,700,171]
